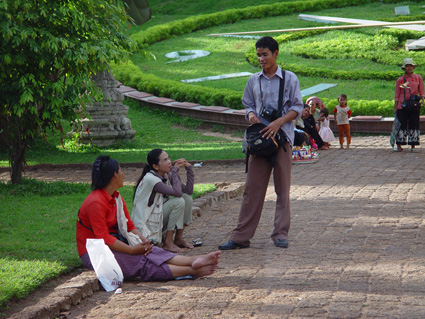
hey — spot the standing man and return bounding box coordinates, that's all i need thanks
[219,36,303,250]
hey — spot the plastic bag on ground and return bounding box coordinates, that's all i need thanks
[86,238,123,292]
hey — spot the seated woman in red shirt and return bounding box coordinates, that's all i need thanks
[76,155,220,281]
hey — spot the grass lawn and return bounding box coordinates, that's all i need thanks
[0,178,216,311]
[128,1,425,103]
[135,0,300,28]
[2,0,421,312]
[0,99,244,168]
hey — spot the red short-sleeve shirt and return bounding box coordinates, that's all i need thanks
[76,189,136,256]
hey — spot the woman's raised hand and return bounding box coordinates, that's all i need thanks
[174,158,191,168]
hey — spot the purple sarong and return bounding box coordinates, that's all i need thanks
[81,246,175,281]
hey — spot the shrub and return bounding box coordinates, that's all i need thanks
[113,0,425,115]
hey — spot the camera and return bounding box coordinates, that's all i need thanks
[260,106,279,122]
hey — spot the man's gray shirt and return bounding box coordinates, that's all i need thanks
[242,66,303,146]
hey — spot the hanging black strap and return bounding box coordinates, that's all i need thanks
[245,149,250,173]
[245,71,286,173]
[78,209,125,242]
[77,209,93,231]
[277,71,286,116]
[403,75,418,101]
[277,71,287,153]
[403,76,409,102]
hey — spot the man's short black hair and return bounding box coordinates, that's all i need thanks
[255,36,279,53]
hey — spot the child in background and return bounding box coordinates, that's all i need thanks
[306,96,325,130]
[318,108,334,149]
[333,94,352,149]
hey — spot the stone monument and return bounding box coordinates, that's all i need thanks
[123,0,151,25]
[68,71,136,147]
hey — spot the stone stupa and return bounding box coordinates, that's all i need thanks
[68,71,136,147]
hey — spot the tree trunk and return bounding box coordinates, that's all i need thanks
[10,145,25,184]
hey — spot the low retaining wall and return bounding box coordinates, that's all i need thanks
[118,85,425,133]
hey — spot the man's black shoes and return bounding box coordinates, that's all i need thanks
[218,240,249,250]
[274,238,289,248]
[219,239,288,249]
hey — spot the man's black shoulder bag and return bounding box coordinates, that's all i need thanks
[244,72,288,173]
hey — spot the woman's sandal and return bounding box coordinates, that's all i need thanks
[192,238,203,247]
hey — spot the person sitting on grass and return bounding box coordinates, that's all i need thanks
[76,155,220,281]
[132,149,194,253]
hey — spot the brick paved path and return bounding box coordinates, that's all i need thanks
[4,136,425,318]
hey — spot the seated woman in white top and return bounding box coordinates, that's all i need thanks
[132,149,194,253]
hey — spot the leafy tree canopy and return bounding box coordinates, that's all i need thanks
[0,0,136,183]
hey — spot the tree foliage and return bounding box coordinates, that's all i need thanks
[0,0,136,183]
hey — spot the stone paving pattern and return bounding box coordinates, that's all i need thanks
[3,136,425,318]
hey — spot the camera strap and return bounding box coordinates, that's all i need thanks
[259,70,286,117]
[277,71,286,116]
[403,76,409,102]
[403,75,419,100]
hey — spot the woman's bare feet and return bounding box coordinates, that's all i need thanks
[162,242,184,253]
[192,251,221,269]
[174,238,194,249]
[194,263,219,278]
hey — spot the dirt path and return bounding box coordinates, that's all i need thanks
[3,136,425,318]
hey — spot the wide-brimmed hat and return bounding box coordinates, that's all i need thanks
[402,58,417,69]
[306,96,325,110]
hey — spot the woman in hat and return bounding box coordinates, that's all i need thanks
[393,58,424,152]
[76,155,220,281]
[306,96,325,122]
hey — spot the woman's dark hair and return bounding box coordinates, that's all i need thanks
[91,155,119,190]
[133,149,164,200]
[319,107,329,117]
[255,36,279,53]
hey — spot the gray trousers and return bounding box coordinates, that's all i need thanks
[162,193,193,231]
[230,143,292,246]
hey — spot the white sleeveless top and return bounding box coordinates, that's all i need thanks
[131,171,165,244]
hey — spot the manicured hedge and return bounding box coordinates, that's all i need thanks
[111,61,398,116]
[111,62,243,108]
[130,0,377,47]
[245,27,425,81]
[320,98,395,117]
[112,0,425,115]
